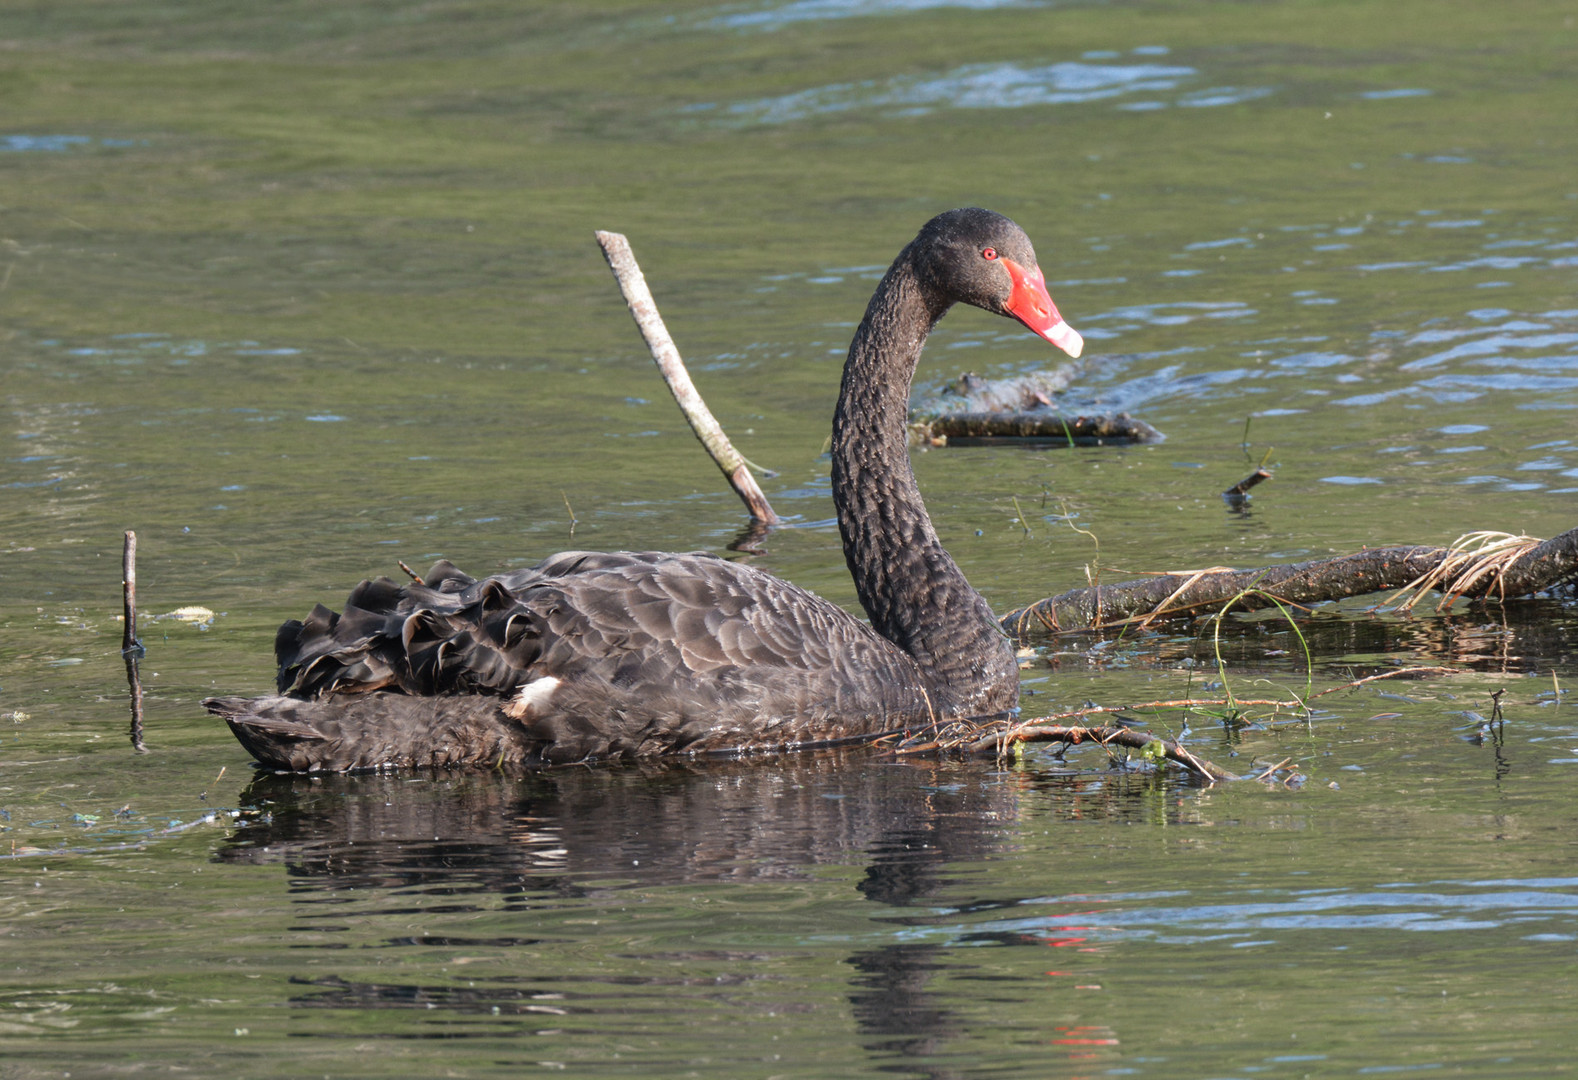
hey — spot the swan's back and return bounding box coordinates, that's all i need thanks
[208,553,936,770]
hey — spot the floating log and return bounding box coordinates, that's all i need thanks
[907,366,1161,447]
[919,410,1163,446]
[1002,526,1578,639]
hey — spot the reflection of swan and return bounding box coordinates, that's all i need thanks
[216,761,1179,894]
[206,209,1082,771]
[217,754,1017,890]
[219,760,1019,1070]
[216,762,1170,1071]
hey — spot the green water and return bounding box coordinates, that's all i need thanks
[3,0,1578,1075]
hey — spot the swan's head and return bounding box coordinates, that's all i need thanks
[912,207,1084,358]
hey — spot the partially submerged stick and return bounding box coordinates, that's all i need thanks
[121,530,147,752]
[989,724,1237,782]
[920,665,1454,782]
[121,530,143,657]
[1223,466,1272,500]
[595,230,779,525]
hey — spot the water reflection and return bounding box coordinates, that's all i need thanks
[221,754,1021,890]
[847,944,958,1063]
[951,878,1578,942]
[217,757,1174,1068]
[1039,600,1578,680]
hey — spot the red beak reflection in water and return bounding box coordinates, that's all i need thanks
[1002,256,1084,358]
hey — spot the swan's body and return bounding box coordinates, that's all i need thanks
[206,208,1083,771]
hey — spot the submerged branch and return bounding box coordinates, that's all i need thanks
[1002,526,1578,640]
[901,666,1457,783]
[964,722,1237,782]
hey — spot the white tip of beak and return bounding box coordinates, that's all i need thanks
[1046,320,1084,359]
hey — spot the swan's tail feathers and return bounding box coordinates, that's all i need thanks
[204,693,544,773]
[204,695,335,771]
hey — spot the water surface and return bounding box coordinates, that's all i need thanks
[3,1,1578,1076]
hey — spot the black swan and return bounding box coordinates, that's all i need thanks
[205,208,1084,771]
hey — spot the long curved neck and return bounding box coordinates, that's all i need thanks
[830,254,1018,716]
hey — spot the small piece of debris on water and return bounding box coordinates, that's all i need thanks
[163,606,217,624]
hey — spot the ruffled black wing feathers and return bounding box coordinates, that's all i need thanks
[211,553,937,770]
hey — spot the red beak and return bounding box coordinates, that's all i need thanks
[1002,257,1083,358]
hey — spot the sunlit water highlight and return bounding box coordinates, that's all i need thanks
[721,56,1240,122]
[713,0,1044,30]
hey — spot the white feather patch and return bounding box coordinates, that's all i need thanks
[503,676,561,720]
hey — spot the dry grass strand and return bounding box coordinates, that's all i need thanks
[1387,531,1541,612]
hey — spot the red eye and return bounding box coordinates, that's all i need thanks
[982,247,998,260]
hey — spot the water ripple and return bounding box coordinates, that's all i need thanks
[712,0,1043,30]
[1177,85,1274,108]
[723,59,1205,122]
[1400,330,1578,370]
[1359,88,1434,100]
[934,878,1578,946]
[1,134,141,152]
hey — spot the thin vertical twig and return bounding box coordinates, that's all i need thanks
[122,530,147,752]
[121,530,143,656]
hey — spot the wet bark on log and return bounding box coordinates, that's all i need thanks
[1485,528,1578,596]
[918,411,1163,446]
[1001,525,1578,640]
